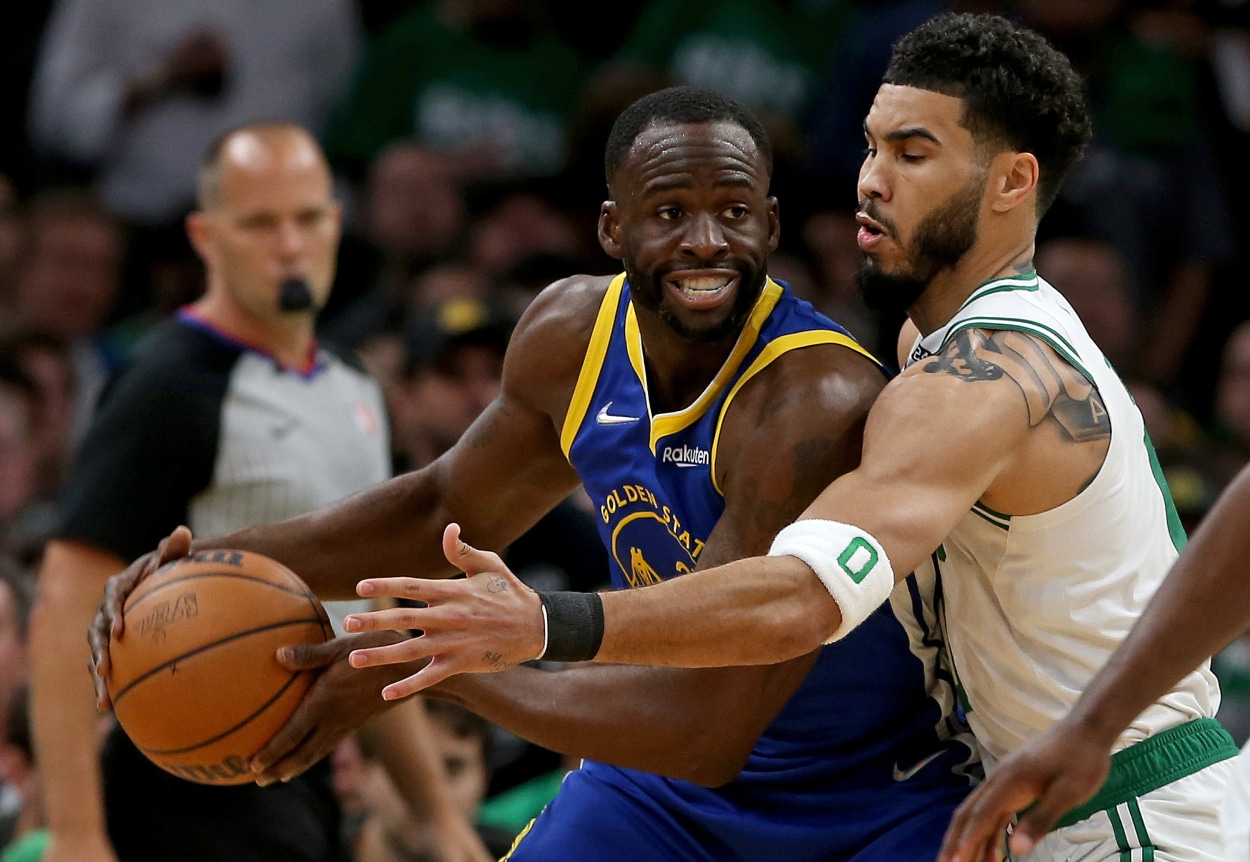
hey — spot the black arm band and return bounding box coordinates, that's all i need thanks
[536,590,604,663]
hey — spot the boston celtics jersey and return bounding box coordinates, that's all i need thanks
[542,274,976,860]
[905,270,1221,767]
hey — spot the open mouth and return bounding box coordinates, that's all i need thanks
[855,213,889,251]
[665,272,737,309]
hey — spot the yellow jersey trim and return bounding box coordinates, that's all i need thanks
[710,331,880,497]
[560,274,626,458]
[642,278,785,454]
[623,303,648,405]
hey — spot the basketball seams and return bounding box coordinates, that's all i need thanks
[109,618,325,704]
[140,670,309,756]
[126,569,313,611]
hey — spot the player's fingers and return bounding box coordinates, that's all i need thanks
[1010,780,1082,854]
[157,525,194,565]
[356,576,469,603]
[380,657,460,699]
[250,706,316,777]
[348,634,437,669]
[342,605,426,634]
[441,522,508,577]
[275,639,342,671]
[940,779,1026,862]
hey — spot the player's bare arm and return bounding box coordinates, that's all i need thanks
[88,277,603,707]
[590,326,1110,667]
[420,344,885,788]
[346,343,885,708]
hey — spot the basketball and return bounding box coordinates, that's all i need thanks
[106,549,334,785]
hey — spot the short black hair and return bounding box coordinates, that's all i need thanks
[883,12,1093,213]
[603,86,773,186]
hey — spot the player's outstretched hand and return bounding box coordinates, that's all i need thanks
[88,525,194,710]
[343,523,545,699]
[937,719,1111,862]
[251,630,413,785]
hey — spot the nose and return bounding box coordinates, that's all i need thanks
[858,154,890,203]
[679,212,729,261]
[274,219,304,259]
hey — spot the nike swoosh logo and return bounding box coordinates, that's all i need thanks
[892,750,945,782]
[596,402,640,425]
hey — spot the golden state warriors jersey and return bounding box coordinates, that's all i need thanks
[552,275,977,856]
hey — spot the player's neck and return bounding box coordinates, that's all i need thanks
[633,311,739,414]
[908,238,1036,336]
[192,292,316,371]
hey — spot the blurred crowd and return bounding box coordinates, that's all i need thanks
[1,0,1250,859]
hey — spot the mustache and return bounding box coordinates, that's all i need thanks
[857,200,899,238]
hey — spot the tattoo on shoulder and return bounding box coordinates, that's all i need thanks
[923,329,1110,443]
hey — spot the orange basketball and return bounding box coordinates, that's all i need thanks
[106,549,333,785]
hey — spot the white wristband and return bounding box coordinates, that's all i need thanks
[767,519,895,643]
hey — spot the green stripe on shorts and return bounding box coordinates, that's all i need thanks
[1056,718,1237,829]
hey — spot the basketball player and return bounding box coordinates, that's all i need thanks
[93,87,977,860]
[936,458,1250,860]
[32,125,487,862]
[334,13,1237,861]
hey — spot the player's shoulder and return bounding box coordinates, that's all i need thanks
[726,333,888,441]
[505,274,616,372]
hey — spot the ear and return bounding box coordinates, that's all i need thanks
[767,196,781,252]
[598,201,623,260]
[990,152,1039,214]
[185,211,216,266]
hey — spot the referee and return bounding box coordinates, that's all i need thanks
[27,125,485,862]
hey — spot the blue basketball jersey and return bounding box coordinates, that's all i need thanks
[512,275,975,861]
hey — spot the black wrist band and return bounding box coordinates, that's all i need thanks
[536,590,604,662]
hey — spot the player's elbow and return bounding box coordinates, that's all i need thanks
[663,739,754,787]
[752,562,841,662]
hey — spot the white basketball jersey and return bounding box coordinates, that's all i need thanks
[905,271,1220,767]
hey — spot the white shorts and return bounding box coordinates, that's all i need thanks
[1222,741,1250,859]
[1019,759,1234,862]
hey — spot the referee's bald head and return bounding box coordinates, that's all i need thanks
[196,123,329,212]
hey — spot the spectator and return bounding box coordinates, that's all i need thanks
[353,700,515,862]
[1034,236,1138,372]
[0,560,34,853]
[26,0,361,232]
[10,190,124,454]
[0,368,40,563]
[591,0,858,188]
[323,0,588,187]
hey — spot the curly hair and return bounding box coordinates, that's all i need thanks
[604,86,773,188]
[884,12,1094,213]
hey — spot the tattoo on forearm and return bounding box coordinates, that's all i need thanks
[924,329,1110,443]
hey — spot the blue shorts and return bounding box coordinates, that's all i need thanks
[501,760,970,862]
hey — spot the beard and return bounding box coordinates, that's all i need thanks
[629,265,766,343]
[855,173,985,315]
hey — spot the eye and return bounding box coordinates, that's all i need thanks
[657,206,683,220]
[723,205,749,220]
[900,153,925,163]
[863,147,877,158]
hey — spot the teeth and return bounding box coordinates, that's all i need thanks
[675,276,731,297]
